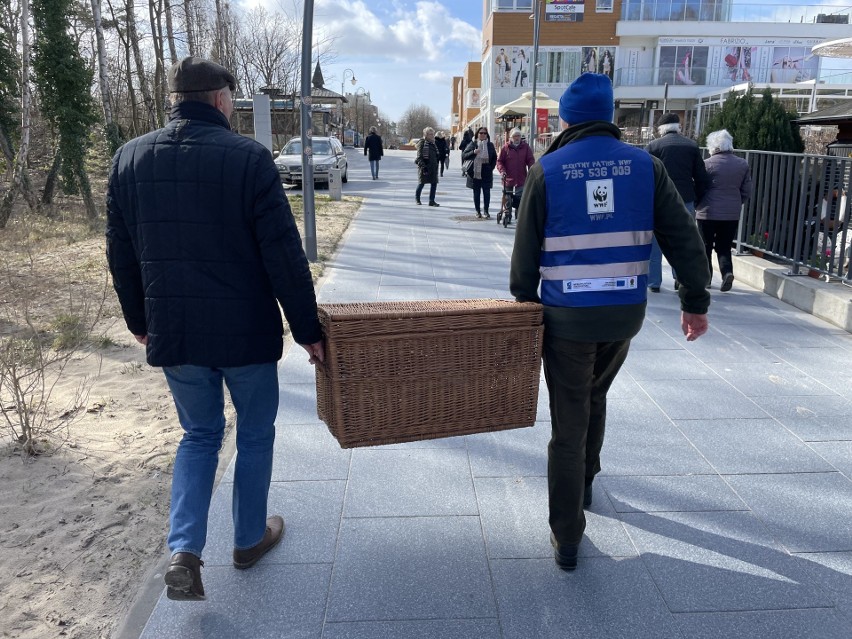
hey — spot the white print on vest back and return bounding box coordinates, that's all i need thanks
[586,179,614,215]
[562,277,638,293]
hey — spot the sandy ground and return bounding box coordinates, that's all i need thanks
[0,195,358,638]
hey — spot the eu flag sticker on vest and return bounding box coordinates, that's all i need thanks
[563,277,637,293]
[586,179,614,214]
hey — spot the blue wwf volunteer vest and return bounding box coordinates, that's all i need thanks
[539,136,655,308]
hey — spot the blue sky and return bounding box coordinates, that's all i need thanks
[239,0,484,124]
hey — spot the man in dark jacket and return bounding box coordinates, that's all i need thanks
[510,73,710,571]
[645,112,709,291]
[363,126,383,180]
[106,57,325,601]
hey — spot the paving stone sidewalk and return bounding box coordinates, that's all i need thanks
[132,149,852,639]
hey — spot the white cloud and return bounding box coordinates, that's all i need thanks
[420,70,450,83]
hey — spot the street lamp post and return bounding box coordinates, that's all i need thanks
[530,0,542,141]
[340,69,356,135]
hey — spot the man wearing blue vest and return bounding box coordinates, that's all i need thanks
[510,73,710,571]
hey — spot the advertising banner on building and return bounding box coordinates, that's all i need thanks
[546,0,585,23]
[491,45,617,89]
[537,109,549,134]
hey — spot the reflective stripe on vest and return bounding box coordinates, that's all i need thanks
[539,136,655,308]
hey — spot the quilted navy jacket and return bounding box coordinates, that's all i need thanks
[106,101,322,368]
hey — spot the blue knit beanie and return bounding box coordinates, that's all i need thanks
[558,73,614,125]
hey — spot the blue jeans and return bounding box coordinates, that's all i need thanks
[649,200,694,287]
[369,159,379,179]
[163,362,279,557]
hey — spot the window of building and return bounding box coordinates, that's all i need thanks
[494,0,533,10]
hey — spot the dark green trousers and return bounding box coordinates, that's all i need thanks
[542,335,631,545]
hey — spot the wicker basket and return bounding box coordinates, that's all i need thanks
[315,299,543,448]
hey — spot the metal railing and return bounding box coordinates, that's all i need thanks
[736,150,851,283]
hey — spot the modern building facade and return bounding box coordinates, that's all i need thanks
[458,0,852,143]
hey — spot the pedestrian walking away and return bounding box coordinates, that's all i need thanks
[364,126,384,180]
[645,112,710,291]
[695,129,753,291]
[414,127,440,206]
[458,128,474,175]
[106,56,325,602]
[462,126,497,218]
[435,130,449,177]
[510,72,710,572]
[496,127,535,224]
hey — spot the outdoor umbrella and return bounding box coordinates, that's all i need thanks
[495,90,560,116]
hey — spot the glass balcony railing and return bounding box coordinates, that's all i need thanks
[614,65,852,87]
[620,1,851,23]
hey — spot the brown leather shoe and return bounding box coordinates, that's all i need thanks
[164,552,205,601]
[233,515,285,570]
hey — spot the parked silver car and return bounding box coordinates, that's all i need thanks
[274,136,348,187]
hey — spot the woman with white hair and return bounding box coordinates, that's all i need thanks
[496,128,535,224]
[414,127,440,206]
[695,129,753,291]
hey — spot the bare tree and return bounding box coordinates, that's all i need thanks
[397,104,440,142]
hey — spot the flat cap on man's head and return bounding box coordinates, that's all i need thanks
[168,56,236,93]
[658,112,680,126]
[558,73,614,126]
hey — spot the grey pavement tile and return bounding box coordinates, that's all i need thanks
[792,552,852,621]
[475,476,637,560]
[622,511,832,612]
[467,421,548,477]
[279,348,320,385]
[203,481,345,566]
[277,383,323,424]
[628,320,685,351]
[139,563,330,639]
[680,328,781,364]
[768,347,852,399]
[343,448,478,517]
[675,418,836,474]
[673,608,851,639]
[725,473,852,553]
[221,421,349,483]
[750,395,852,442]
[321,619,501,639]
[728,322,835,348]
[601,475,748,513]
[325,517,496,622]
[601,404,717,476]
[809,441,852,480]
[435,282,508,299]
[318,288,379,303]
[623,348,714,380]
[639,379,766,420]
[489,557,681,639]
[376,286,438,301]
[705,361,836,397]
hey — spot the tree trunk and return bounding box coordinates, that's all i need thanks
[90,0,122,153]
[127,0,156,130]
[183,0,195,55]
[164,0,177,64]
[0,0,39,228]
[41,151,61,206]
[148,0,165,126]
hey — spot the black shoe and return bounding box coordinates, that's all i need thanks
[165,552,205,601]
[233,516,285,569]
[484,212,491,219]
[550,533,579,571]
[476,212,482,218]
[673,280,680,291]
[721,273,734,292]
[583,483,593,509]
[649,286,660,293]
[429,201,440,207]
[415,198,421,205]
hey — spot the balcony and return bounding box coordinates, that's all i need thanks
[620,1,851,23]
[614,64,852,89]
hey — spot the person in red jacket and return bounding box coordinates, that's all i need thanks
[496,128,535,223]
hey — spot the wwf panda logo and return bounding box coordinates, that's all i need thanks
[586,179,615,214]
